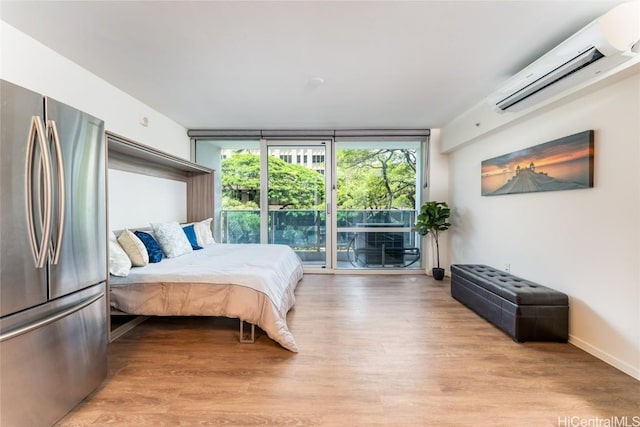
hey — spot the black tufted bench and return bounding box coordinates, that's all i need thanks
[450,264,568,342]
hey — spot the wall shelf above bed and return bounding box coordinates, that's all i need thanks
[107,131,213,180]
[106,131,214,224]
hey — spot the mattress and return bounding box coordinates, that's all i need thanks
[109,244,304,352]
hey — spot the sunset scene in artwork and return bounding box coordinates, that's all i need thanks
[481,131,594,196]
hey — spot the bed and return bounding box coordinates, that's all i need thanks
[109,242,304,352]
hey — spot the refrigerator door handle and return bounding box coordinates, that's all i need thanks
[25,115,53,269]
[47,120,65,265]
[0,292,103,342]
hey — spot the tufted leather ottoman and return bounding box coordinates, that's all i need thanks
[450,264,568,342]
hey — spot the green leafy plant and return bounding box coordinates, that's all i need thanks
[415,201,451,269]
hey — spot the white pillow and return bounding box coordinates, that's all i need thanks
[151,221,193,258]
[108,232,131,276]
[117,229,149,267]
[193,218,215,246]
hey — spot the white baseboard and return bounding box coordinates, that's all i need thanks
[569,334,639,381]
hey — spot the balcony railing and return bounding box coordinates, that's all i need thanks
[221,209,421,268]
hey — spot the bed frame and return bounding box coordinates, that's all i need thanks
[110,308,256,344]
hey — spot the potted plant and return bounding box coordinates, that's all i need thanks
[415,201,451,280]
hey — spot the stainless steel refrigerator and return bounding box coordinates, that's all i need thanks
[0,80,107,426]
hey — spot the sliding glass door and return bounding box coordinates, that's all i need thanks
[334,140,422,270]
[266,141,330,269]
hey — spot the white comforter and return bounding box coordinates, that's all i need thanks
[109,244,304,352]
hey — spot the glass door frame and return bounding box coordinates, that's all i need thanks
[260,139,333,272]
[331,137,428,274]
[192,135,428,274]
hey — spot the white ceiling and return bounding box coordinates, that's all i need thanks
[0,0,626,130]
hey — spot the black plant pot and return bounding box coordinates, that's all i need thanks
[432,267,445,281]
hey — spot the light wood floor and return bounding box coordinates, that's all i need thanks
[57,274,639,426]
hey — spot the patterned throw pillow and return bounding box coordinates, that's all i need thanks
[134,231,164,263]
[151,221,194,258]
[117,229,149,266]
[108,232,131,276]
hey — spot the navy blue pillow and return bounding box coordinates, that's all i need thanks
[182,224,203,250]
[134,231,164,263]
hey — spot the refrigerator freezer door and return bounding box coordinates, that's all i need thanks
[0,283,107,427]
[46,97,107,299]
[0,80,48,317]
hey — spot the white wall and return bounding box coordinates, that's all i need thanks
[108,170,187,231]
[443,71,640,380]
[423,130,451,275]
[0,22,190,228]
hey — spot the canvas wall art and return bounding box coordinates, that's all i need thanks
[481,130,594,196]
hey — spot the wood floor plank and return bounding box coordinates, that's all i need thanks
[56,274,640,426]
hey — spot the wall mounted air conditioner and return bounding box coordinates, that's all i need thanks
[489,0,640,112]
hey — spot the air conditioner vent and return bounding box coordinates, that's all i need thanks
[496,48,605,111]
[489,0,640,113]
